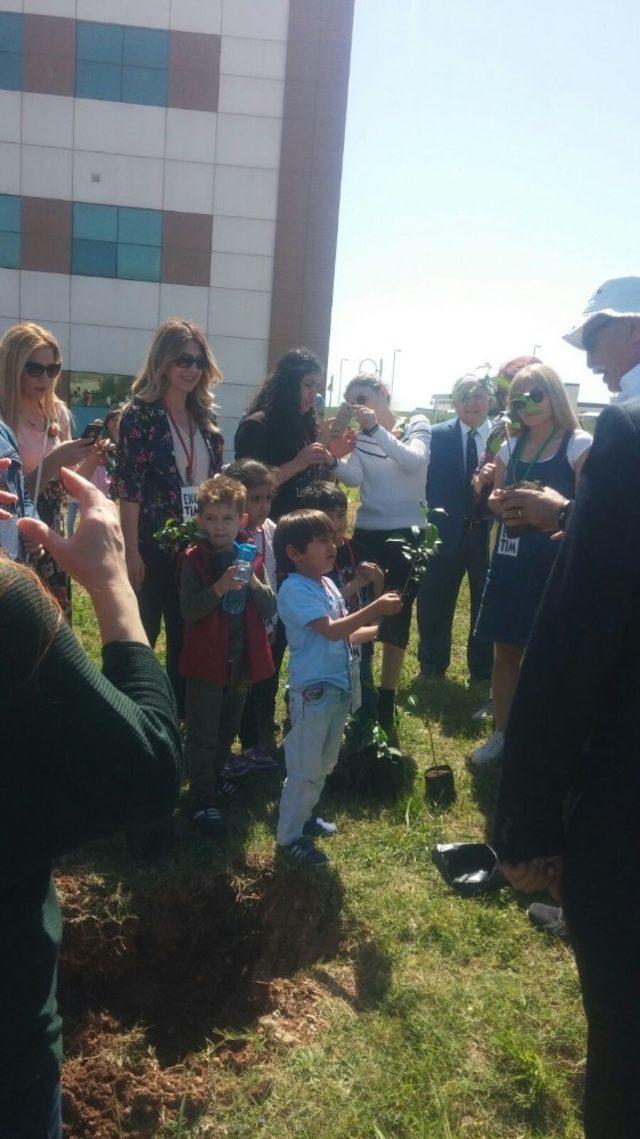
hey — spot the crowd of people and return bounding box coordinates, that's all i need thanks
[2,275,640,1136]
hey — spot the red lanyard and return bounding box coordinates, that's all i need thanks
[165,405,195,483]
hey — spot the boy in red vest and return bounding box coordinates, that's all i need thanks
[179,475,276,837]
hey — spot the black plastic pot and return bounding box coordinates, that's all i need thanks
[424,764,456,807]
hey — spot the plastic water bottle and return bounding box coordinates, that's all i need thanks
[222,541,257,615]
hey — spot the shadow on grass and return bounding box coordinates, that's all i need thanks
[401,673,490,740]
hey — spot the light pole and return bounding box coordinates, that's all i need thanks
[533,344,541,357]
[391,348,401,397]
[337,357,349,403]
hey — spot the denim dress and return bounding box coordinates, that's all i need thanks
[474,431,576,647]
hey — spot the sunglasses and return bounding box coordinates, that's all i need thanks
[583,317,615,355]
[24,360,61,379]
[509,388,546,410]
[174,353,207,371]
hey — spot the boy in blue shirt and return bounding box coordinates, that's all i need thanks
[274,509,401,866]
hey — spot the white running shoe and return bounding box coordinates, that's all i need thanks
[470,730,504,769]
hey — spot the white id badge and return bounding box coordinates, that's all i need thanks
[180,485,198,521]
[497,525,520,558]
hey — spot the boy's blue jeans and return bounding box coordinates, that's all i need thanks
[277,683,350,847]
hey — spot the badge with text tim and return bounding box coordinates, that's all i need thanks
[497,526,520,557]
[181,485,198,521]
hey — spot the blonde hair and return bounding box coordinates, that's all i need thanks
[197,474,246,513]
[128,320,222,434]
[510,363,579,434]
[0,322,63,432]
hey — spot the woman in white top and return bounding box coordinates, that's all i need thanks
[331,373,431,740]
[471,363,592,768]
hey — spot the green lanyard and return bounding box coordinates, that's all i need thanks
[509,427,559,484]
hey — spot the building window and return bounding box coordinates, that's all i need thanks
[0,12,22,92]
[71,203,162,282]
[0,194,20,269]
[75,20,168,106]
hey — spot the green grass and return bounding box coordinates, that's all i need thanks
[66,583,584,1139]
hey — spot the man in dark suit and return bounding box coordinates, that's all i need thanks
[416,375,493,683]
[495,295,640,1133]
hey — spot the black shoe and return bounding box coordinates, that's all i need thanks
[527,903,568,939]
[193,805,226,838]
[303,816,337,838]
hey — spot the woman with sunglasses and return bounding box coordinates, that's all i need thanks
[0,323,101,619]
[471,363,592,768]
[114,320,223,717]
[331,373,431,742]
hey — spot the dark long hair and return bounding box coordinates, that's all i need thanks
[245,349,322,452]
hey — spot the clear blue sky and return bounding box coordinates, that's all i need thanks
[328,0,640,408]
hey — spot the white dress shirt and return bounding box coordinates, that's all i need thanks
[618,362,640,403]
[459,417,492,467]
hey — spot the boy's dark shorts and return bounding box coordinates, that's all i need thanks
[352,526,424,650]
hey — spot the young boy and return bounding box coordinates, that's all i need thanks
[225,459,279,765]
[179,475,276,836]
[274,509,402,865]
[299,481,385,733]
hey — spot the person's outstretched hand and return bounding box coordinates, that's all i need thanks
[18,467,128,596]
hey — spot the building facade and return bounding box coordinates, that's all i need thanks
[0,0,354,444]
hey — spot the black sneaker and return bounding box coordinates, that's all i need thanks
[303,816,337,838]
[527,903,568,939]
[193,805,226,838]
[218,779,241,801]
[278,836,328,866]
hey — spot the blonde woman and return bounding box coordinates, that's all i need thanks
[114,319,223,714]
[471,364,592,767]
[0,322,98,618]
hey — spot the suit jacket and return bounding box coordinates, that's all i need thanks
[426,417,487,554]
[494,400,640,863]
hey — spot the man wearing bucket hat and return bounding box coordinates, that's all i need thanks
[416,374,493,685]
[494,277,640,1138]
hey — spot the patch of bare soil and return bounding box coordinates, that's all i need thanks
[58,861,345,1137]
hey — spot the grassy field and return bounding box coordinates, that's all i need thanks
[61,583,584,1139]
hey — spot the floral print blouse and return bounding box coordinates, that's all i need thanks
[114,399,224,548]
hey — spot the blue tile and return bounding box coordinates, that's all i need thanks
[76,21,123,64]
[122,65,167,107]
[0,232,20,270]
[118,207,162,247]
[72,239,117,277]
[74,203,118,242]
[76,59,122,101]
[117,242,161,281]
[0,51,22,92]
[123,27,168,69]
[0,13,22,53]
[0,195,20,234]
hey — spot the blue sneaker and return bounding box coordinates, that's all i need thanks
[278,836,328,866]
[303,816,337,838]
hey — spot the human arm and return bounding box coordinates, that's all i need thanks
[234,415,331,487]
[351,408,431,474]
[493,403,640,864]
[487,457,508,516]
[308,591,402,642]
[350,624,379,646]
[118,499,145,591]
[248,574,277,620]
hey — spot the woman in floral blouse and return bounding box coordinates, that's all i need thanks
[114,319,223,714]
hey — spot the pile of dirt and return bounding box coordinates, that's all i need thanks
[57,860,345,1137]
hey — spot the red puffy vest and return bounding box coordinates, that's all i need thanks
[179,545,274,686]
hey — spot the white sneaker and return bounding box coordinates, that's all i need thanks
[470,730,504,768]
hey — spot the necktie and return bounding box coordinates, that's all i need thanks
[465,429,478,519]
